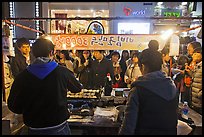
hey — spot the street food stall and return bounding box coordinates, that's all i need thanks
[2,17,202,135]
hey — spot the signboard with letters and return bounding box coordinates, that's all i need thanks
[161,9,182,17]
[49,34,169,50]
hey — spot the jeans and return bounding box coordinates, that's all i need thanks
[28,121,71,135]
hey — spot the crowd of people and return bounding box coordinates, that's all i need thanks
[3,36,202,135]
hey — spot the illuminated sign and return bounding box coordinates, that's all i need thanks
[123,7,146,16]
[49,34,168,50]
[161,9,181,17]
[163,12,180,17]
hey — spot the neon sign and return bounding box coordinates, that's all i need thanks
[161,9,181,17]
[123,7,146,16]
[163,12,180,17]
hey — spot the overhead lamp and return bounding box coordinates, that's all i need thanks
[161,29,174,40]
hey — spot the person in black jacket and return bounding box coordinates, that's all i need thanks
[91,50,115,90]
[7,38,83,135]
[76,50,93,89]
[10,38,35,78]
[118,48,178,135]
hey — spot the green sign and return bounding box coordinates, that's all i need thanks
[163,11,181,17]
[161,9,182,17]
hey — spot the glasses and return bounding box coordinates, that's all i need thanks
[83,52,89,54]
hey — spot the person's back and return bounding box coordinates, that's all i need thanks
[119,47,178,135]
[130,72,178,135]
[7,38,83,135]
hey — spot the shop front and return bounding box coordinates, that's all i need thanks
[109,2,155,34]
[42,2,110,34]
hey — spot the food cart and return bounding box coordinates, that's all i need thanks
[2,17,202,135]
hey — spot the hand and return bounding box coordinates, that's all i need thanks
[126,78,131,84]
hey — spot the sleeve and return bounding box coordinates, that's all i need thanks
[118,87,139,135]
[124,66,130,83]
[7,76,24,114]
[10,58,19,78]
[67,69,83,93]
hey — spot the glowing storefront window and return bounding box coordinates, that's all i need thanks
[118,23,150,34]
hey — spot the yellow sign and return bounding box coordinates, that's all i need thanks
[49,34,168,50]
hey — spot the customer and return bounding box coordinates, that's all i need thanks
[110,51,123,88]
[189,47,202,114]
[119,50,130,88]
[124,52,142,88]
[59,50,74,72]
[171,55,189,103]
[119,48,178,135]
[10,38,35,78]
[183,41,202,104]
[77,50,93,89]
[161,47,174,76]
[7,38,83,135]
[91,50,115,90]
[187,41,201,63]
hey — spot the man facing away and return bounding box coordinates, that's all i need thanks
[119,48,178,135]
[7,38,83,135]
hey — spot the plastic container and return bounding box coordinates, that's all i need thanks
[182,101,189,115]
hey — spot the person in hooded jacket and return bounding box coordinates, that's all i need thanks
[118,48,178,135]
[7,38,83,135]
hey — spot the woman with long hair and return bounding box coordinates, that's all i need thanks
[59,50,74,73]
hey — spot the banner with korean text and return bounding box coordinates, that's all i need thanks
[49,34,169,51]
